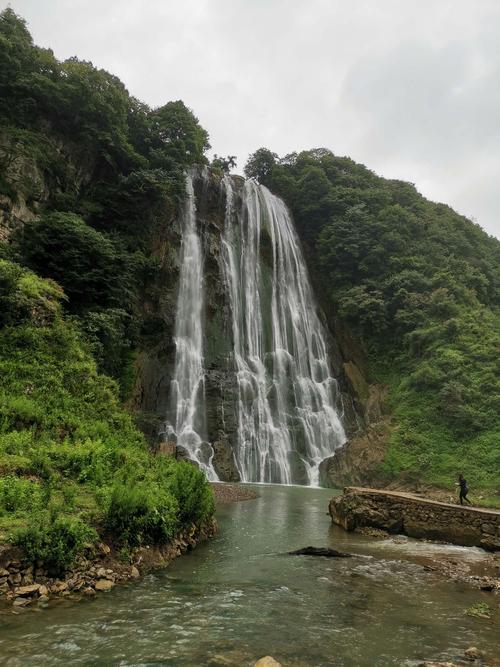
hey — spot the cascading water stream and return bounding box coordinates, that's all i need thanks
[166,171,345,485]
[164,172,218,480]
[221,176,346,485]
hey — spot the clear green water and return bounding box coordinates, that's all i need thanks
[0,485,498,666]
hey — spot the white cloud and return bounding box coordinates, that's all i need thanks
[5,0,499,238]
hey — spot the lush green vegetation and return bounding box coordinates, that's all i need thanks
[1,3,497,569]
[0,259,214,567]
[246,148,500,500]
[0,9,214,571]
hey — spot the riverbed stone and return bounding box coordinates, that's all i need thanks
[15,584,40,596]
[95,579,114,591]
[13,596,30,607]
[464,646,483,661]
[254,657,282,667]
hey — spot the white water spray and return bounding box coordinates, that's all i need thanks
[165,173,218,480]
[221,177,346,484]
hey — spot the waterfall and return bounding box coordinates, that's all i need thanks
[165,173,218,481]
[166,171,346,486]
[221,177,346,485]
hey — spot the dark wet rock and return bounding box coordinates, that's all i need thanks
[175,445,198,466]
[211,440,240,482]
[288,546,352,558]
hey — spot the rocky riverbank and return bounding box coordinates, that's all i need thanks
[330,487,500,591]
[0,519,217,612]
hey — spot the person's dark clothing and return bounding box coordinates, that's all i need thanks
[459,478,471,505]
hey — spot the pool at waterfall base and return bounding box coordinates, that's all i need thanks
[1,485,498,666]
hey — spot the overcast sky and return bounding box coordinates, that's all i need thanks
[5,0,500,239]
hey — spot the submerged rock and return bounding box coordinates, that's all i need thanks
[464,646,484,661]
[288,546,352,558]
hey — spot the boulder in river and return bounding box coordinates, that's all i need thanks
[288,546,352,558]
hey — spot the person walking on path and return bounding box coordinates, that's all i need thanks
[457,474,472,505]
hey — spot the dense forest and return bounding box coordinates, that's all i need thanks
[0,8,213,570]
[245,148,500,500]
[0,3,498,578]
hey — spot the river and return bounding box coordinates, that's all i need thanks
[0,485,498,666]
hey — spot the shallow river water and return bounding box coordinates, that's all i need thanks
[0,485,498,666]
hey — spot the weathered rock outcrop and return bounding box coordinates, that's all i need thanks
[320,385,391,487]
[330,487,500,551]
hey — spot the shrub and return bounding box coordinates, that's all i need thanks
[104,480,178,546]
[0,476,41,513]
[13,514,97,573]
[168,461,215,526]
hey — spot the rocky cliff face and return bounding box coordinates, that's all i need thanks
[129,171,240,480]
[0,130,96,239]
[131,169,385,483]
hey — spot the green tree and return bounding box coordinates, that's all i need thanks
[150,100,210,168]
[21,212,136,311]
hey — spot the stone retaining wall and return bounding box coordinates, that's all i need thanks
[329,487,500,551]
